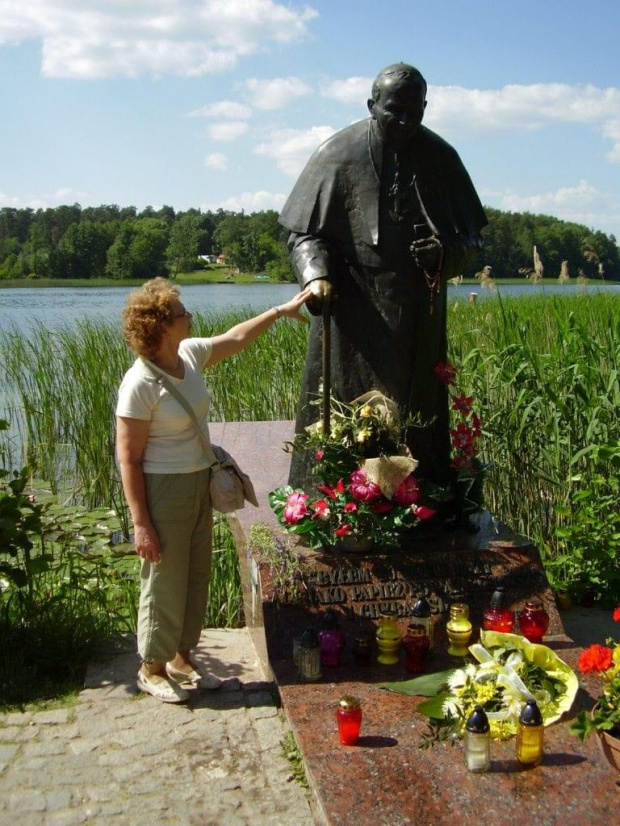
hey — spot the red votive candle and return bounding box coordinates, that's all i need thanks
[483,586,515,633]
[518,599,550,644]
[336,696,362,745]
[403,625,430,673]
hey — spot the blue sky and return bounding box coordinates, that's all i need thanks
[1,0,620,238]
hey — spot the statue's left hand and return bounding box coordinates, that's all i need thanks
[411,237,443,274]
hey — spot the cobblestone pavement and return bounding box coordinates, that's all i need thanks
[0,629,316,826]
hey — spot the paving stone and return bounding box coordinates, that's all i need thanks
[253,717,287,752]
[8,790,46,812]
[0,745,19,761]
[22,740,67,757]
[84,784,121,803]
[247,705,279,720]
[31,709,70,726]
[45,791,73,812]
[0,712,32,726]
[48,810,89,825]
[0,727,21,743]
[68,739,99,756]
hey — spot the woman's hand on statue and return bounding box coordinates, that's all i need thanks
[306,279,334,315]
[134,522,162,564]
[276,288,312,323]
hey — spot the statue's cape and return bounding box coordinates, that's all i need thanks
[279,119,487,248]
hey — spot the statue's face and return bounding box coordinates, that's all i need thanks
[368,79,427,149]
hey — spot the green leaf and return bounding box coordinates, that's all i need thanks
[417,693,452,719]
[379,669,454,697]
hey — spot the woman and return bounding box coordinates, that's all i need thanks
[116,277,309,702]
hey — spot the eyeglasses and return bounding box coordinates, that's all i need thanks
[172,309,192,320]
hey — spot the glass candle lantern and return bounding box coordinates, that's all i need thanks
[446,603,472,657]
[376,612,402,665]
[518,599,550,644]
[516,699,544,766]
[353,634,372,666]
[483,586,515,633]
[298,628,322,682]
[465,705,491,772]
[336,696,362,745]
[411,596,434,648]
[318,611,345,667]
[403,625,430,673]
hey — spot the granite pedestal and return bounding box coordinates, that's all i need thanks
[211,421,619,826]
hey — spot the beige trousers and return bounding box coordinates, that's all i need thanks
[138,468,212,663]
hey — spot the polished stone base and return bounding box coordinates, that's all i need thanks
[211,421,616,826]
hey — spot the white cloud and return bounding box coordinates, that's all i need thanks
[0,187,87,208]
[424,83,620,161]
[483,180,620,237]
[201,190,286,213]
[0,1,318,78]
[242,77,312,110]
[255,125,336,175]
[204,152,228,170]
[206,121,249,141]
[189,101,252,120]
[320,76,372,105]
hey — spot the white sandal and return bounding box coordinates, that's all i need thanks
[137,668,190,703]
[166,662,222,691]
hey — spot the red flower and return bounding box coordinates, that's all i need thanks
[451,392,474,416]
[317,481,345,500]
[312,499,331,520]
[613,607,620,622]
[344,502,358,513]
[335,478,345,494]
[413,505,437,521]
[335,524,352,537]
[434,361,458,385]
[450,454,472,471]
[315,450,324,461]
[283,491,309,524]
[578,644,614,674]
[450,422,476,455]
[349,469,382,503]
[372,500,394,514]
[393,474,421,506]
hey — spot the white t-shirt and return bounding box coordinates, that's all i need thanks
[116,337,213,474]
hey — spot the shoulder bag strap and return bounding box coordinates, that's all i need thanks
[142,359,221,468]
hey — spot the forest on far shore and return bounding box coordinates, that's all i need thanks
[0,203,618,283]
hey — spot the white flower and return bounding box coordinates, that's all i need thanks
[442,697,462,719]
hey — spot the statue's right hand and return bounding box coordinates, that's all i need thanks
[306,279,334,315]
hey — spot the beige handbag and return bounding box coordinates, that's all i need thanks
[144,360,258,513]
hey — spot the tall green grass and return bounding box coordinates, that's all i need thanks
[1,292,619,604]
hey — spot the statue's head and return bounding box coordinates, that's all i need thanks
[368,63,427,149]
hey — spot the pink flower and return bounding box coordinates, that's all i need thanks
[434,361,457,385]
[344,502,358,513]
[312,499,331,521]
[393,474,421,506]
[413,505,437,521]
[335,524,352,537]
[283,491,309,524]
[349,469,382,503]
[315,450,324,461]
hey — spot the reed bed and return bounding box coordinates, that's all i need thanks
[1,291,619,605]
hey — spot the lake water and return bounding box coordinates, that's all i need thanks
[0,281,618,331]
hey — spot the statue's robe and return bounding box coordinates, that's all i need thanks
[279,118,487,487]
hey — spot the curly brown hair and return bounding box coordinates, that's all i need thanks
[122,277,180,359]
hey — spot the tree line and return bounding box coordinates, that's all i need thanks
[0,203,618,282]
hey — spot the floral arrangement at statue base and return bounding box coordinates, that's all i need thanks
[269,391,445,551]
[269,379,487,551]
[570,607,620,772]
[381,631,578,743]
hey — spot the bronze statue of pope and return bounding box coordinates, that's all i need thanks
[279,63,487,487]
